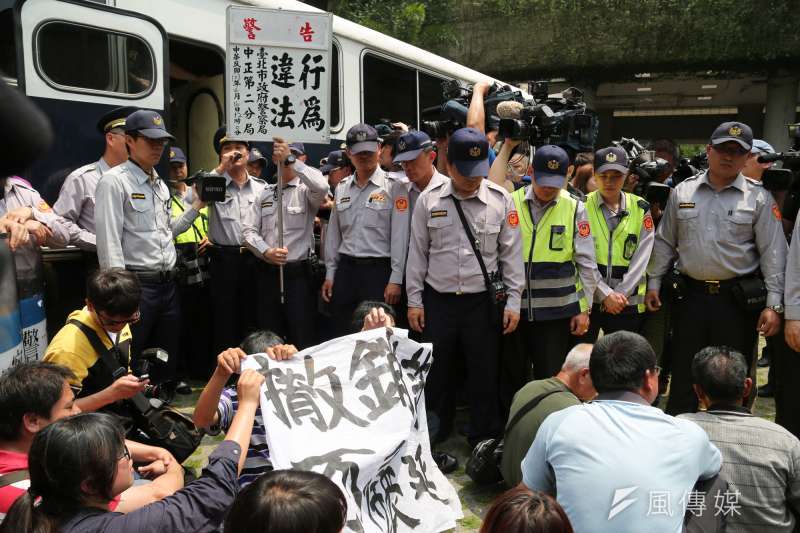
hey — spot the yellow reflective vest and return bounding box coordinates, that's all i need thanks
[512,188,587,321]
[585,191,647,313]
[171,195,208,244]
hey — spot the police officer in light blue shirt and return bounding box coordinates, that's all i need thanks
[95,109,205,383]
[522,331,721,533]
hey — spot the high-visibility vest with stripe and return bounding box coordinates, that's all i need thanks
[171,196,208,244]
[512,187,588,321]
[585,191,647,314]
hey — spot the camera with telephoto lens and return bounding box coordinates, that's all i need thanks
[761,122,800,221]
[184,170,226,202]
[420,79,526,139]
[132,348,169,381]
[498,81,599,152]
[613,137,672,205]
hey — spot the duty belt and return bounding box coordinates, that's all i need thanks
[262,259,309,276]
[127,268,177,284]
[681,275,743,295]
[211,244,248,255]
[339,254,390,266]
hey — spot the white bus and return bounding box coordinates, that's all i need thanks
[3,0,504,187]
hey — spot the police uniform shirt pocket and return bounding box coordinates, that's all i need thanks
[285,203,307,229]
[427,213,454,250]
[676,208,700,243]
[216,196,238,221]
[127,193,152,231]
[726,210,754,243]
[364,191,391,228]
[478,221,501,254]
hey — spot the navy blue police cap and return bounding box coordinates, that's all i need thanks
[594,146,629,175]
[447,127,489,178]
[124,110,174,140]
[533,144,569,188]
[393,131,434,163]
[289,142,305,155]
[168,147,187,164]
[248,147,267,164]
[346,124,380,154]
[321,150,349,175]
[710,121,753,151]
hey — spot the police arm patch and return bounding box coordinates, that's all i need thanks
[577,220,591,237]
[507,210,519,227]
[772,203,782,221]
[643,214,654,231]
[37,200,51,212]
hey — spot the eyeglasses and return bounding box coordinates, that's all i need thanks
[712,144,749,157]
[119,446,131,462]
[98,309,141,327]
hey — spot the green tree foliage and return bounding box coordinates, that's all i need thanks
[327,0,460,51]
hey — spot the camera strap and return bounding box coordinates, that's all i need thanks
[68,319,151,414]
[503,389,561,436]
[452,197,493,293]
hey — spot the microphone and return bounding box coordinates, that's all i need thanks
[496,100,524,120]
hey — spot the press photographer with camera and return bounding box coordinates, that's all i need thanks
[646,121,788,415]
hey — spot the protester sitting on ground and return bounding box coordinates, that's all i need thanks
[352,300,396,332]
[192,330,297,487]
[521,331,722,533]
[223,469,347,533]
[680,346,800,533]
[0,370,263,533]
[501,344,596,487]
[44,269,148,413]
[480,485,573,533]
[0,362,183,520]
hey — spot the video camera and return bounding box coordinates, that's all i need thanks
[612,137,672,205]
[760,122,800,221]
[184,170,226,202]
[497,81,599,152]
[420,79,526,139]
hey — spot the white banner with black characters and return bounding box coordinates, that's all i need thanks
[225,6,332,144]
[242,328,463,533]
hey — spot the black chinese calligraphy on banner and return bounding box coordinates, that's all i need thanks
[243,328,463,533]
[226,7,332,143]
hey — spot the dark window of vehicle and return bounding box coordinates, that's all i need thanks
[36,22,154,95]
[0,7,16,79]
[330,41,340,129]
[363,53,417,127]
[418,71,447,117]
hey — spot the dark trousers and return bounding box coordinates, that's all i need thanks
[330,256,391,335]
[584,305,645,342]
[667,287,759,415]
[177,283,213,380]
[518,317,575,380]
[256,262,317,349]
[130,280,180,384]
[773,332,800,440]
[208,250,258,355]
[422,286,501,445]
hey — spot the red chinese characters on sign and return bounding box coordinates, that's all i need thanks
[299,21,314,42]
[243,17,261,40]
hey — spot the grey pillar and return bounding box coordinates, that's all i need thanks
[763,72,799,152]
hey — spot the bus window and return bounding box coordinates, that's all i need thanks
[419,71,447,118]
[0,6,16,80]
[330,41,340,129]
[363,53,417,127]
[36,22,154,96]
